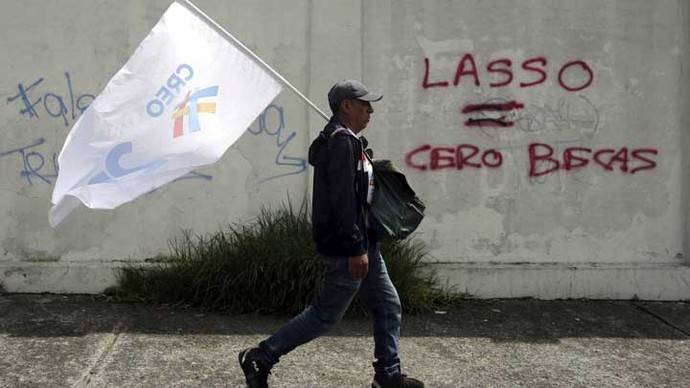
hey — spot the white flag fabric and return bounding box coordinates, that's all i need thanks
[49,1,282,227]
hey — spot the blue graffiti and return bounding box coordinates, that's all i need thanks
[172,171,213,183]
[248,104,307,183]
[0,138,58,185]
[7,72,95,127]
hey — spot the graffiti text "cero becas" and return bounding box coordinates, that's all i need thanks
[405,143,658,177]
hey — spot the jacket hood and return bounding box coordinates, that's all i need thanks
[308,127,332,166]
[308,117,359,166]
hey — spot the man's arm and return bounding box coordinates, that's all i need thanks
[326,134,367,257]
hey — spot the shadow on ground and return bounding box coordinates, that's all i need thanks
[1,294,687,344]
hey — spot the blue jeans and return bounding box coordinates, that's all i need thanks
[259,242,402,378]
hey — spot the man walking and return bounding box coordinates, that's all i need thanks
[239,80,424,388]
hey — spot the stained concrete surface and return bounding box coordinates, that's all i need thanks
[0,295,688,387]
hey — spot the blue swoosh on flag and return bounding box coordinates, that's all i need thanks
[89,142,165,184]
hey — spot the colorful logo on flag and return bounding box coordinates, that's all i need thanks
[171,86,219,138]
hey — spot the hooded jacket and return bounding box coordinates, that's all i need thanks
[308,117,370,257]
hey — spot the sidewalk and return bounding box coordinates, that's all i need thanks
[1,294,688,387]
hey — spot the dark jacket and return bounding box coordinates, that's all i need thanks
[308,117,370,257]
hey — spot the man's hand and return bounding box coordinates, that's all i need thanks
[349,254,369,279]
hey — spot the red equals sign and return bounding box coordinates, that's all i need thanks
[461,100,525,127]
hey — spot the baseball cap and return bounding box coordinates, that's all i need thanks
[328,80,383,113]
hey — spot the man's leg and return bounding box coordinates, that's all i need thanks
[359,243,402,379]
[257,256,361,366]
[359,244,424,387]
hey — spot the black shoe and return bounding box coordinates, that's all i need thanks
[372,373,425,388]
[239,347,271,388]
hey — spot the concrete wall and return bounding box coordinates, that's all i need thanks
[668,0,690,299]
[1,0,688,299]
[682,0,690,282]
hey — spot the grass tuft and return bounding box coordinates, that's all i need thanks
[108,202,461,315]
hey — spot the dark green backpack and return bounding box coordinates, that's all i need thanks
[368,159,426,240]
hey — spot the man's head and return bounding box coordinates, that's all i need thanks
[328,80,383,133]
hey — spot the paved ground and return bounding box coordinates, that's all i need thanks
[0,294,688,387]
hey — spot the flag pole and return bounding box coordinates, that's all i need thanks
[179,0,330,122]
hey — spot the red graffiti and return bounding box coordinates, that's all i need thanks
[464,118,513,128]
[422,54,594,92]
[558,60,594,92]
[423,57,449,89]
[404,143,658,176]
[405,144,503,171]
[453,53,480,87]
[528,143,658,177]
[461,101,525,114]
[462,100,525,127]
[487,59,513,87]
[520,57,547,88]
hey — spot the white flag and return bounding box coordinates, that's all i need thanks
[49,1,283,227]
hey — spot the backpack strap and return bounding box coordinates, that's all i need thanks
[330,127,349,138]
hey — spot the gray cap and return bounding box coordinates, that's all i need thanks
[328,80,383,113]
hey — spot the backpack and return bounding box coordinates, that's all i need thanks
[368,159,426,240]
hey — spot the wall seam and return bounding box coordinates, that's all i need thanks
[360,0,365,80]
[681,0,690,265]
[305,0,314,202]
